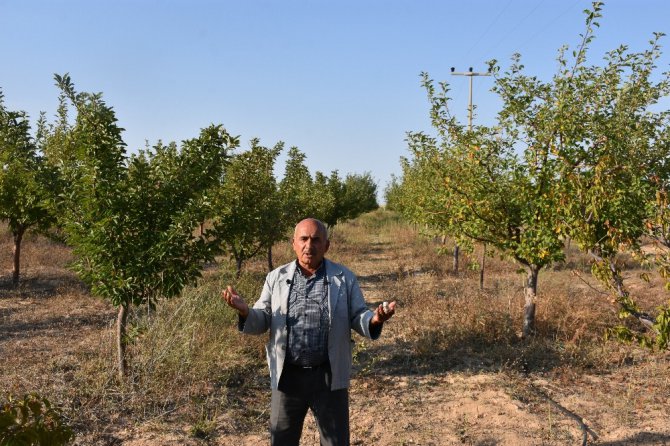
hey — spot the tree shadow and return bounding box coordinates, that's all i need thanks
[353,327,565,378]
[358,266,439,284]
[366,240,393,250]
[598,432,670,445]
[357,271,404,284]
[0,273,86,299]
[0,312,111,341]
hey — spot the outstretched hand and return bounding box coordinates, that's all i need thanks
[371,300,397,326]
[222,285,250,318]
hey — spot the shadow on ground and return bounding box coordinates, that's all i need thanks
[0,312,112,341]
[0,273,86,299]
[353,327,568,378]
[598,432,670,445]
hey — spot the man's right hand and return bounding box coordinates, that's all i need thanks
[222,285,250,318]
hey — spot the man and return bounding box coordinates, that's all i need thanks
[222,217,396,445]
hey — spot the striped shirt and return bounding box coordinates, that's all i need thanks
[286,261,330,367]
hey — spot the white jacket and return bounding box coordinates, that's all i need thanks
[240,258,380,390]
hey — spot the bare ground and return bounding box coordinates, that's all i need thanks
[1,221,670,445]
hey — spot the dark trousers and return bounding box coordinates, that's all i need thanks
[271,362,349,446]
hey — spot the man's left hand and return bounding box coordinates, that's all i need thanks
[371,301,397,326]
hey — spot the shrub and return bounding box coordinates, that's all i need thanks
[0,394,74,446]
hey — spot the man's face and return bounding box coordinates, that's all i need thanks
[292,219,330,272]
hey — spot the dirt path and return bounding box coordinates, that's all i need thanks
[277,231,582,446]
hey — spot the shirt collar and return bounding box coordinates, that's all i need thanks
[294,259,326,280]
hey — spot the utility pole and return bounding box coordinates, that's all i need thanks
[450,66,492,131]
[450,66,492,284]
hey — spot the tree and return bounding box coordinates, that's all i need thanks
[393,134,470,274]
[383,174,403,211]
[310,170,379,232]
[401,1,670,344]
[340,172,379,221]
[321,170,345,229]
[402,75,565,336]
[275,147,316,268]
[548,3,670,349]
[211,139,283,277]
[42,74,237,377]
[642,178,670,349]
[311,171,337,230]
[279,146,315,222]
[0,91,56,287]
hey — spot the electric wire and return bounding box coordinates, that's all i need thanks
[514,0,584,57]
[462,0,514,63]
[484,0,548,59]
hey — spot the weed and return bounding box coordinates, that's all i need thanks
[189,405,217,440]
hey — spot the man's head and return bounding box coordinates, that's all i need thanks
[292,218,330,273]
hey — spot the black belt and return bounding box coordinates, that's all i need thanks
[286,361,329,370]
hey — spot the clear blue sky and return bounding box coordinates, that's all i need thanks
[2,1,669,202]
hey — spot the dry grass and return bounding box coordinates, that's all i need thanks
[1,214,670,445]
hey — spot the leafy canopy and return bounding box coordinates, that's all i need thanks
[43,74,237,308]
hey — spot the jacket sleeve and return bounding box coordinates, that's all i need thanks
[239,273,274,335]
[348,274,381,340]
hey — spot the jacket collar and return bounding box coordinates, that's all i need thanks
[282,258,344,281]
[278,258,346,322]
[324,259,345,323]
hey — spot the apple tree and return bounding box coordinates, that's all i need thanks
[42,74,237,377]
[0,93,56,286]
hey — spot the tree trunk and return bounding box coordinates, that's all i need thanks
[479,243,486,290]
[522,265,539,338]
[453,243,460,274]
[605,257,656,331]
[587,249,656,331]
[12,227,25,287]
[236,257,243,279]
[116,303,129,379]
[267,245,274,272]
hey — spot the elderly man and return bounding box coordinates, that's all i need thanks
[222,217,396,445]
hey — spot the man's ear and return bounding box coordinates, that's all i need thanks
[324,240,330,253]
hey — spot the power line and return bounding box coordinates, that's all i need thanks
[515,0,583,56]
[463,0,514,62]
[485,0,548,58]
